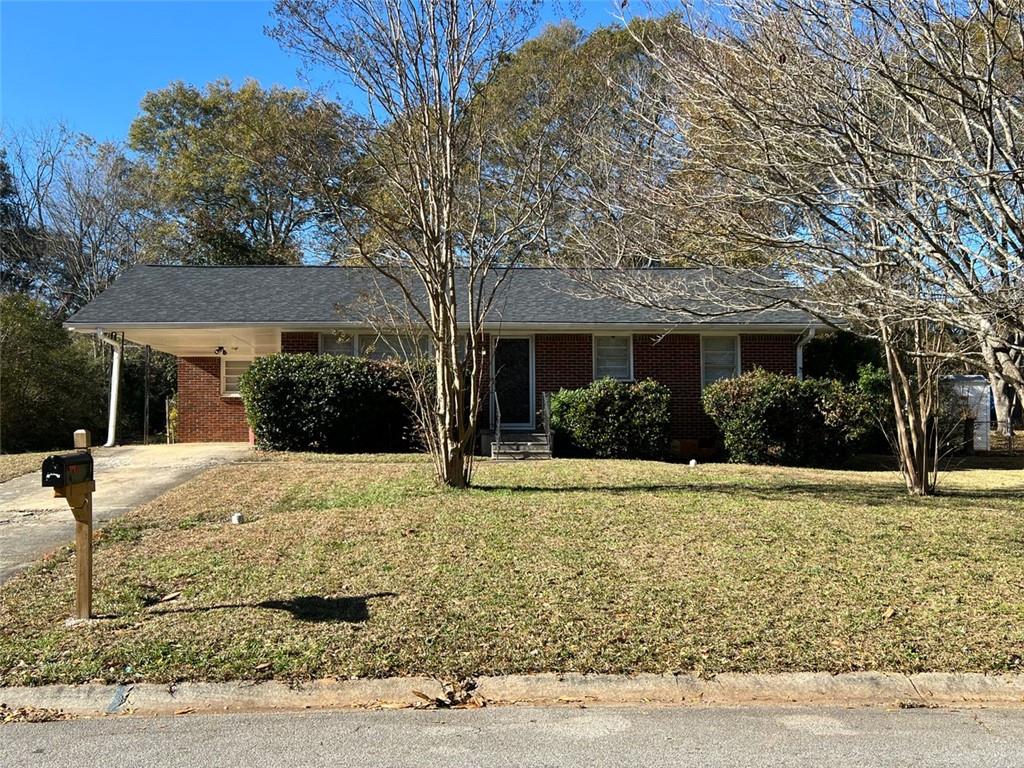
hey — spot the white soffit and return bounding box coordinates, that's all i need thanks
[115,327,281,357]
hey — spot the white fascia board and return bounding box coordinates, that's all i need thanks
[67,321,828,334]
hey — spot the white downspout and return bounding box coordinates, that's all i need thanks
[796,327,816,381]
[97,330,122,447]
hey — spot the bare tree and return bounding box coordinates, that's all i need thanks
[270,0,568,487]
[563,0,1024,494]
[2,126,144,317]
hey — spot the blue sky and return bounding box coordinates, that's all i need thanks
[2,0,624,143]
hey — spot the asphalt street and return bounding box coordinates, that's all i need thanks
[2,705,1023,767]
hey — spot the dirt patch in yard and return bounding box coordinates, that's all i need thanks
[0,456,1022,685]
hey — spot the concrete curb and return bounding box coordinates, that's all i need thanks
[3,673,1024,718]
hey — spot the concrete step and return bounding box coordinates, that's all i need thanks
[491,441,550,451]
[490,434,551,460]
[491,448,552,461]
[485,431,548,443]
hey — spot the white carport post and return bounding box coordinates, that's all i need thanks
[96,330,123,447]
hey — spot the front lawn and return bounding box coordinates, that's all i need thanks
[1,455,1022,685]
[0,452,52,484]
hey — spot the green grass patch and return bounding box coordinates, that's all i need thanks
[0,456,1022,685]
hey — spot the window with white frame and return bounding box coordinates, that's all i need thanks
[358,333,431,361]
[320,332,355,356]
[701,336,739,387]
[221,358,254,397]
[593,335,632,380]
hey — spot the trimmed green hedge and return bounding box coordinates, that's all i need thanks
[239,353,417,452]
[550,378,671,459]
[701,368,872,466]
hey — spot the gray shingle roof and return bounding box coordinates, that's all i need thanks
[66,265,816,329]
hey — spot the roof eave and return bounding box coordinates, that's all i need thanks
[66,320,828,334]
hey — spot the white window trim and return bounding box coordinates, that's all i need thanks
[220,356,255,398]
[700,334,741,389]
[592,333,634,382]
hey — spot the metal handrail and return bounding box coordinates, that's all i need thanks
[541,391,552,449]
[493,394,502,458]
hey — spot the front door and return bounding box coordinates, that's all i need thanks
[492,337,533,429]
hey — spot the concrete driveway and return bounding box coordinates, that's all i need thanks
[0,443,250,584]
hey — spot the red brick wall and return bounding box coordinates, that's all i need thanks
[177,357,249,442]
[173,331,799,445]
[281,332,319,353]
[535,334,593,416]
[633,334,717,449]
[740,334,798,375]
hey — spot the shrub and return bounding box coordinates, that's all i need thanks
[701,368,872,466]
[239,353,417,452]
[550,378,671,459]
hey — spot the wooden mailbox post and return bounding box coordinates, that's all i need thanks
[41,429,96,620]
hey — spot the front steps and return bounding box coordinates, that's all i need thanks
[486,431,551,460]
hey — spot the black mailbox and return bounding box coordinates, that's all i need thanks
[41,452,94,488]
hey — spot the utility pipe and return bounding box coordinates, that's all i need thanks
[795,327,816,381]
[96,330,122,447]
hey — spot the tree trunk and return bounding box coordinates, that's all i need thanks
[881,326,934,496]
[989,372,1014,437]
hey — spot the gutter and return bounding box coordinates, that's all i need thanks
[795,327,816,380]
[66,321,831,334]
[95,331,123,448]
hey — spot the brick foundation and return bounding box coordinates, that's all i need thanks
[177,357,249,442]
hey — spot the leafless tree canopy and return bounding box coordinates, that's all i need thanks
[2,127,144,317]
[562,0,1024,493]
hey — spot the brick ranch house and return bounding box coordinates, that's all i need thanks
[66,265,824,456]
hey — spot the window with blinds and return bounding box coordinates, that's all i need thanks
[320,332,355,356]
[701,336,739,387]
[593,335,632,380]
[221,358,254,397]
[358,334,431,361]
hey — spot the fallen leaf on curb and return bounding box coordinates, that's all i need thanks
[411,679,486,709]
[1,704,74,723]
[174,708,195,716]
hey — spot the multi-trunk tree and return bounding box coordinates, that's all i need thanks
[271,0,571,487]
[567,0,1024,494]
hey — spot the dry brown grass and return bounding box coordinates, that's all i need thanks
[0,452,52,484]
[0,454,1022,685]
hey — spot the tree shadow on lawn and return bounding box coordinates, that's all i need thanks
[473,480,1024,507]
[144,592,397,623]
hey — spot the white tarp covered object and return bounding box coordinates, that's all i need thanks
[942,375,992,451]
